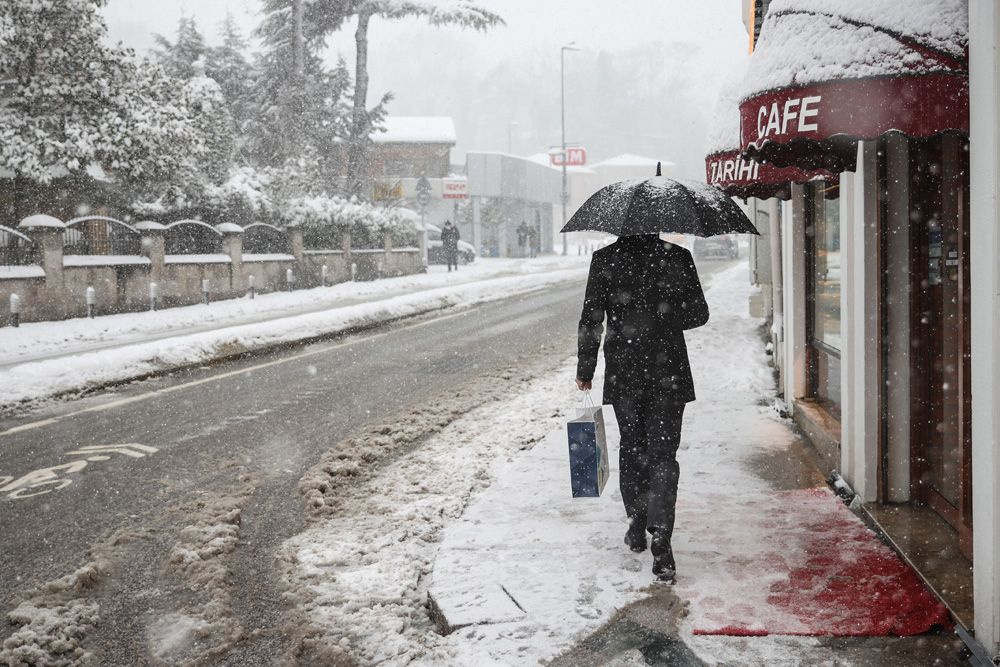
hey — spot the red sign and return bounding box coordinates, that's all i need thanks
[739,73,969,168]
[704,150,836,201]
[551,147,587,167]
[442,178,467,199]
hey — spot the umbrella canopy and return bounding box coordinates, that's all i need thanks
[561,162,759,237]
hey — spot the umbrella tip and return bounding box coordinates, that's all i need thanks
[656,161,661,177]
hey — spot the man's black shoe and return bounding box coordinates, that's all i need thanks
[624,524,647,553]
[650,530,676,583]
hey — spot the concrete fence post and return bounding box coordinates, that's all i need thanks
[135,221,167,287]
[216,223,243,293]
[342,231,352,281]
[288,225,304,262]
[20,214,66,319]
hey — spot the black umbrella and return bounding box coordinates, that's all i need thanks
[561,162,759,237]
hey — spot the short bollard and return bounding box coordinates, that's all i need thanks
[286,268,295,292]
[9,293,21,328]
[85,286,96,318]
[321,264,328,287]
[377,261,384,279]
[202,278,210,305]
[248,274,256,300]
[149,282,159,311]
[351,262,357,282]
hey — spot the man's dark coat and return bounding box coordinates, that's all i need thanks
[441,224,460,250]
[577,236,709,405]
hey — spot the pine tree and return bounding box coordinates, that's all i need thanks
[251,0,386,197]
[206,15,257,144]
[153,16,208,80]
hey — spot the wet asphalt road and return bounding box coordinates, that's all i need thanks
[0,279,585,662]
[0,258,737,664]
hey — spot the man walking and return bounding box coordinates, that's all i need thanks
[441,220,460,272]
[516,221,529,258]
[576,234,709,583]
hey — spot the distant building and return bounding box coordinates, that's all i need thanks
[370,116,466,229]
[466,152,561,257]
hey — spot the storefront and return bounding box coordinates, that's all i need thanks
[720,0,978,636]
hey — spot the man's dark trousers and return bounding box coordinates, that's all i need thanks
[614,395,685,539]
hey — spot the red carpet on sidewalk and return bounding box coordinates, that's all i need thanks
[678,488,951,637]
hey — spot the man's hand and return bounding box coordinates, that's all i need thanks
[576,378,592,391]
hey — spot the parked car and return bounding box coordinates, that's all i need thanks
[423,223,477,265]
[693,233,739,260]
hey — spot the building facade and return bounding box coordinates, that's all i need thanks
[709,0,1000,657]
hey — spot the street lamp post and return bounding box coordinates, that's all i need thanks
[507,120,519,154]
[560,42,579,256]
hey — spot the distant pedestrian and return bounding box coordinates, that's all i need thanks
[528,225,539,258]
[516,221,529,258]
[576,234,709,583]
[441,220,461,272]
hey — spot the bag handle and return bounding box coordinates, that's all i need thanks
[581,391,596,409]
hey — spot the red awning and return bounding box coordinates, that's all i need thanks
[738,3,968,171]
[705,150,836,201]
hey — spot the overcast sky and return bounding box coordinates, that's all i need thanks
[104,1,749,171]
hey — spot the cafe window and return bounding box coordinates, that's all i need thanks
[805,181,842,417]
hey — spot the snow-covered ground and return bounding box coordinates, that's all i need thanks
[279,262,837,664]
[0,257,588,409]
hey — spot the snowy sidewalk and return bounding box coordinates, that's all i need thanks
[426,263,952,666]
[0,257,587,408]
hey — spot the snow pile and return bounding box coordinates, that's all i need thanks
[0,260,587,409]
[151,488,253,664]
[743,0,967,99]
[0,561,106,666]
[280,356,581,664]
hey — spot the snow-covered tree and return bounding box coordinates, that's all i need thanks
[154,16,207,80]
[205,15,257,147]
[252,1,386,197]
[0,0,213,216]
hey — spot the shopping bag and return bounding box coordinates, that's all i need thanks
[566,394,609,498]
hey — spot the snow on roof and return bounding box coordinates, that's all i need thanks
[769,0,967,59]
[706,59,749,155]
[743,0,967,100]
[373,117,457,144]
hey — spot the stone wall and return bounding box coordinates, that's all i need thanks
[0,217,425,324]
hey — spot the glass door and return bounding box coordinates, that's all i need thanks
[909,136,972,558]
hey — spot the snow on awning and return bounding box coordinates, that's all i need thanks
[706,59,835,200]
[738,0,968,171]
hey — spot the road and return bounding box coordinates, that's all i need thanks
[0,258,737,665]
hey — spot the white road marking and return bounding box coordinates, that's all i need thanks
[1,443,159,500]
[64,443,158,458]
[0,308,472,440]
